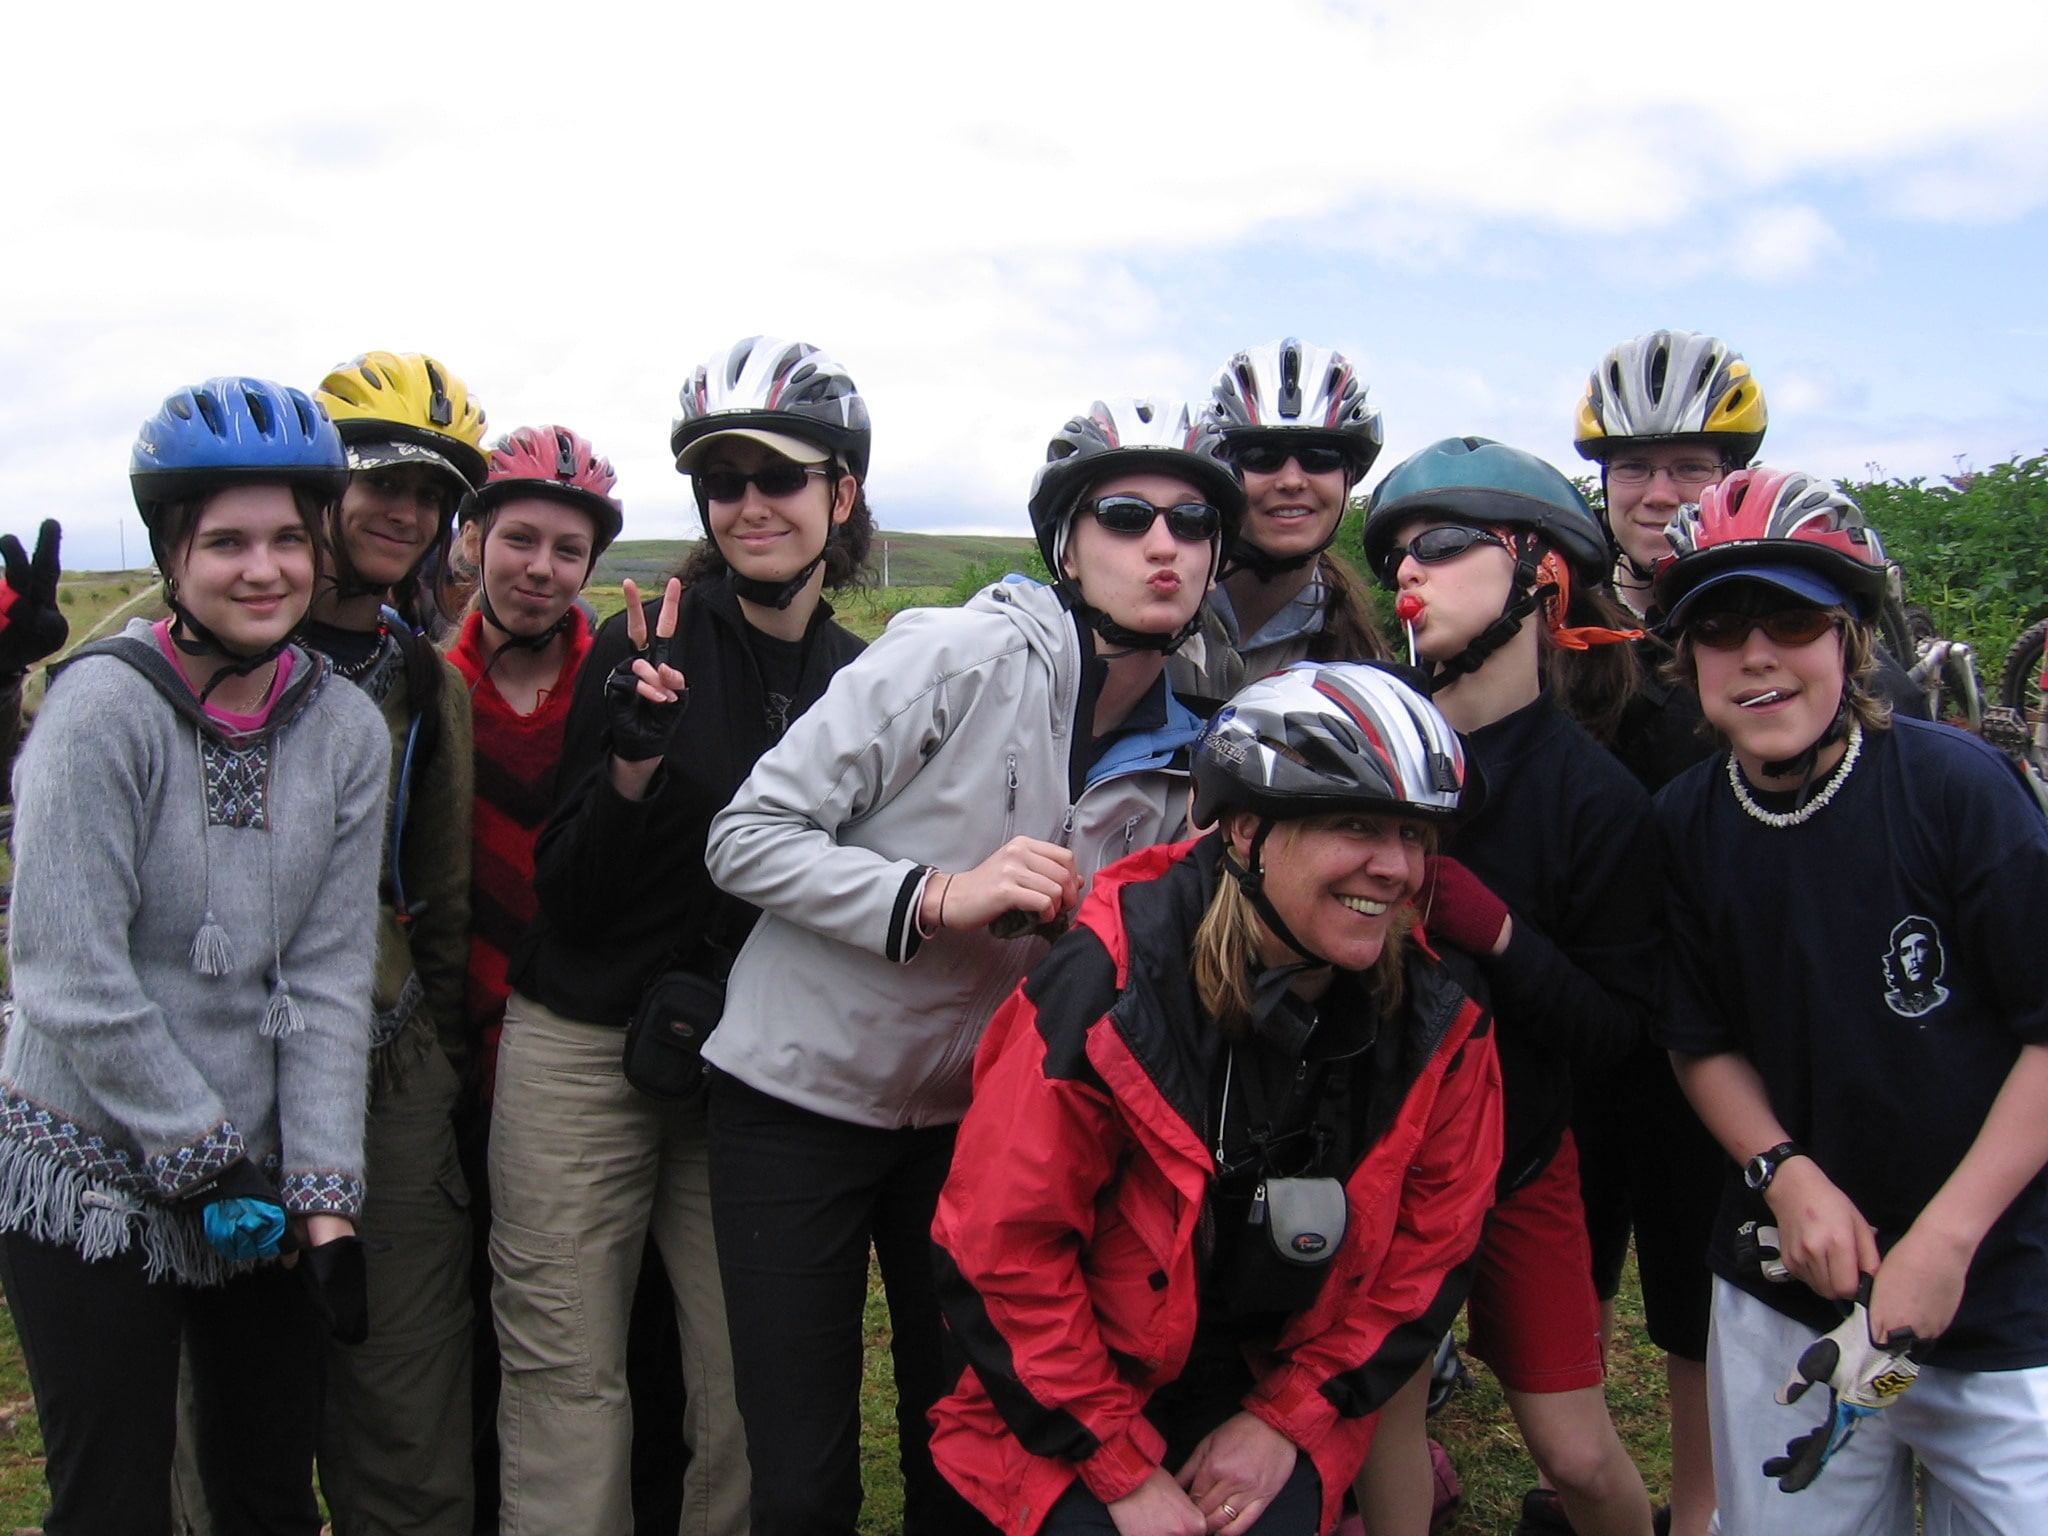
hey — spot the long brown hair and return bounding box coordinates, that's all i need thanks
[1541,579,1642,745]
[1304,552,1393,663]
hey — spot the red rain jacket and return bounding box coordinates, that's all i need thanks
[931,835,1502,1535]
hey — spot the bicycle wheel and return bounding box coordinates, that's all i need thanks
[2000,618,2048,719]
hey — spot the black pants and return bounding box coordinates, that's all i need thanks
[707,1071,997,1536]
[1038,1380,1323,1535]
[0,1229,325,1536]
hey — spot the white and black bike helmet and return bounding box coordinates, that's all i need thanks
[671,336,871,482]
[1027,397,1244,652]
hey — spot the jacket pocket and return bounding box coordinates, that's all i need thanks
[1080,1167,1180,1374]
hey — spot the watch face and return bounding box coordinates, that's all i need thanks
[1744,1156,1768,1190]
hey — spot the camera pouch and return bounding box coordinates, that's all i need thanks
[1224,1175,1348,1318]
[622,968,725,1106]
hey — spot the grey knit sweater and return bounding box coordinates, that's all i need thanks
[0,621,389,1284]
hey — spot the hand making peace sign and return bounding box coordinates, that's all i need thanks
[604,577,690,799]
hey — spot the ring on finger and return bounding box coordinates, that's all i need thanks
[1219,1504,1238,1522]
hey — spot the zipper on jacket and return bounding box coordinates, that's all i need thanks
[1002,755,1018,841]
[1121,815,1140,857]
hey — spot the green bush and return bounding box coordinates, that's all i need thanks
[945,549,1050,607]
[1841,452,2048,672]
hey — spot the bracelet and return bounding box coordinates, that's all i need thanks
[915,869,947,942]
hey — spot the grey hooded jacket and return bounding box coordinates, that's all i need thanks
[0,622,388,1283]
[705,579,1199,1129]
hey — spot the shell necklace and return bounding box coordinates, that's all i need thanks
[1727,720,1863,829]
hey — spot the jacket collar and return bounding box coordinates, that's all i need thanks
[55,619,329,741]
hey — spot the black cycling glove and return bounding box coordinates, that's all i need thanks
[602,634,688,763]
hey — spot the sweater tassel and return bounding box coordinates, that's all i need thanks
[260,980,307,1038]
[189,915,234,977]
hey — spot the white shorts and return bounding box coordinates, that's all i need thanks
[1707,1278,2048,1536]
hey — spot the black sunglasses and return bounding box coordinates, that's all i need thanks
[1230,441,1350,476]
[1084,495,1222,543]
[696,463,827,503]
[1687,608,1840,651]
[1375,525,1509,584]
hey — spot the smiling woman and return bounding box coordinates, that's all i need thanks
[928,662,1501,1536]
[487,337,873,1535]
[0,376,387,1535]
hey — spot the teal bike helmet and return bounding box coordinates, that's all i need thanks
[1362,437,1609,688]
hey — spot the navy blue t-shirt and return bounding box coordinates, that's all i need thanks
[1656,717,2048,1369]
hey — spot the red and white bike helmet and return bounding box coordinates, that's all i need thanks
[1654,467,1889,630]
[468,424,625,562]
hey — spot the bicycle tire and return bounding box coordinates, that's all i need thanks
[1877,594,1918,675]
[1999,618,2048,718]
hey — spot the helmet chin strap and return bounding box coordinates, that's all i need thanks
[1220,820,1334,1038]
[473,584,572,691]
[1425,534,1548,695]
[729,551,826,611]
[165,594,296,705]
[1218,522,1338,584]
[1760,686,1853,802]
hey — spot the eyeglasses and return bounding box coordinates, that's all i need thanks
[1230,441,1350,477]
[696,463,827,502]
[1375,525,1508,584]
[1084,495,1222,543]
[1687,608,1841,650]
[1607,457,1724,487]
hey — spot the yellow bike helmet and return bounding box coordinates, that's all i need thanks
[316,350,489,491]
[1573,329,1766,467]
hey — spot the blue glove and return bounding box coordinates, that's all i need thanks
[193,1160,289,1261]
[1762,1298,1920,1493]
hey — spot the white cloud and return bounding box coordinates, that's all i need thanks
[5,0,2047,566]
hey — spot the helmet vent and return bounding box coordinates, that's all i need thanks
[243,385,273,437]
[1278,339,1304,418]
[1648,345,1669,401]
[169,394,194,422]
[555,429,577,481]
[194,389,224,435]
[425,361,453,428]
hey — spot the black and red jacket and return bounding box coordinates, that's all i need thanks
[930,835,1502,1536]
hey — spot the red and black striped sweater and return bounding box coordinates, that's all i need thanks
[448,607,594,1101]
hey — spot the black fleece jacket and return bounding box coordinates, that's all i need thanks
[510,575,865,1027]
[1449,693,1663,1191]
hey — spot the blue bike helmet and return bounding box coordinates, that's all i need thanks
[130,376,350,520]
[128,377,347,674]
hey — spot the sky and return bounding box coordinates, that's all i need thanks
[5,0,2045,571]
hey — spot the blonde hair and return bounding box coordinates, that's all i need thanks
[1192,816,1417,1038]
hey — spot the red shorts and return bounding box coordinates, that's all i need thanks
[1464,1130,1605,1394]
